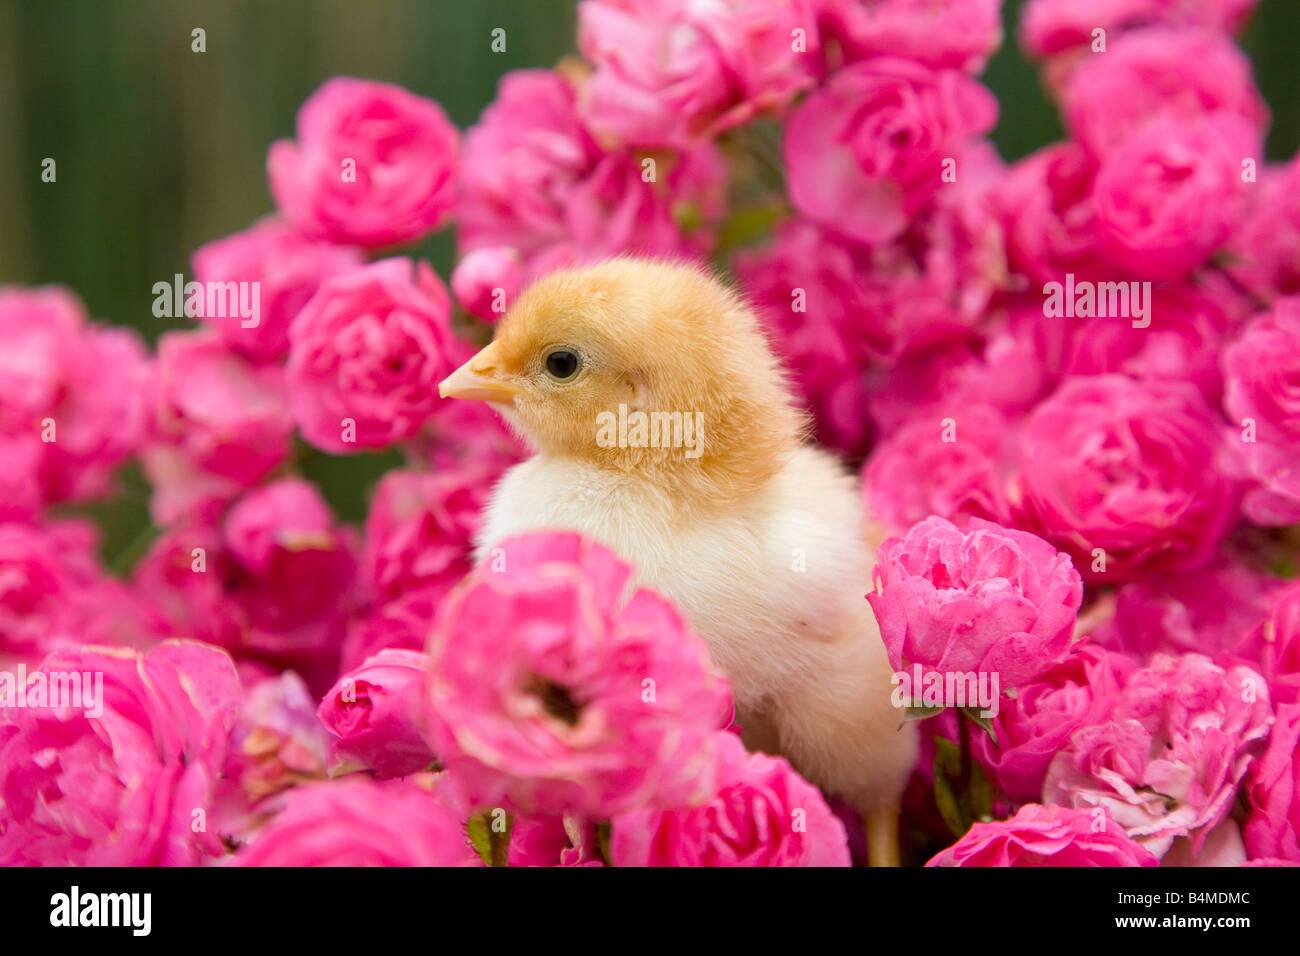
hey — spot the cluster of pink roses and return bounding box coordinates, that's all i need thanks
[2,0,1298,867]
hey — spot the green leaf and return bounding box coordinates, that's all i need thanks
[932,739,969,838]
[962,707,1000,746]
[904,705,948,723]
[466,812,492,866]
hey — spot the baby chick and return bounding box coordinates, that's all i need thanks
[439,258,916,865]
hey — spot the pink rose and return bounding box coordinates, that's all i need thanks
[1092,114,1257,280]
[1221,298,1300,525]
[784,58,997,244]
[1248,583,1300,708]
[1227,158,1300,301]
[1020,0,1259,59]
[191,217,363,358]
[363,468,485,607]
[426,531,731,817]
[318,648,435,779]
[610,732,850,866]
[450,246,523,322]
[458,70,725,281]
[286,257,465,453]
[576,0,817,147]
[1063,28,1268,160]
[0,286,148,511]
[1015,376,1237,583]
[1044,653,1273,858]
[507,815,604,867]
[927,804,1159,866]
[1244,702,1300,862]
[862,404,1015,534]
[219,671,330,806]
[340,593,436,674]
[232,777,481,866]
[815,0,1004,74]
[974,644,1138,803]
[141,330,293,525]
[867,516,1083,692]
[267,77,458,247]
[0,641,240,866]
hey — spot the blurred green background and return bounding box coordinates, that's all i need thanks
[0,0,1296,563]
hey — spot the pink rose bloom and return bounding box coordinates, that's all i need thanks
[610,732,850,866]
[1221,299,1300,525]
[340,593,436,674]
[458,70,725,282]
[363,468,485,607]
[507,815,604,867]
[785,58,997,244]
[191,217,363,358]
[1092,114,1257,280]
[0,641,240,866]
[1244,702,1300,862]
[1095,552,1285,663]
[267,77,458,247]
[450,246,524,322]
[974,644,1138,803]
[426,531,731,817]
[131,522,245,656]
[1044,653,1273,858]
[219,671,330,805]
[286,257,465,453]
[1227,158,1300,302]
[232,777,481,866]
[867,516,1083,691]
[862,404,1015,533]
[576,0,817,147]
[1063,28,1268,160]
[1248,584,1300,708]
[1063,284,1234,401]
[927,804,1159,866]
[815,0,1003,74]
[1015,376,1237,583]
[0,286,148,510]
[141,330,293,525]
[1020,0,1259,59]
[318,648,435,779]
[994,142,1109,285]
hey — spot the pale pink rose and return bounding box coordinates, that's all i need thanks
[458,70,725,282]
[1092,114,1257,280]
[318,648,435,779]
[426,531,731,817]
[363,468,485,607]
[1095,552,1285,663]
[1063,284,1234,401]
[1226,158,1300,302]
[862,404,1015,533]
[815,0,1003,74]
[0,641,240,866]
[0,285,148,509]
[450,246,524,322]
[340,593,437,674]
[1020,0,1259,59]
[267,77,458,247]
[1221,299,1300,525]
[1063,28,1268,160]
[1044,653,1273,858]
[191,217,363,358]
[507,815,604,867]
[927,804,1159,866]
[577,0,817,147]
[232,777,481,866]
[1015,376,1238,583]
[785,58,997,244]
[868,516,1083,692]
[286,258,465,453]
[1244,702,1300,862]
[973,644,1138,803]
[141,330,293,525]
[219,671,330,807]
[610,732,850,866]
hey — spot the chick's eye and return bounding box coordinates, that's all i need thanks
[544,349,581,381]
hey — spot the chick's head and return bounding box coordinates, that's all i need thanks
[439,258,805,497]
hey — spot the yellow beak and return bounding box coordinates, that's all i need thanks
[438,342,522,405]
